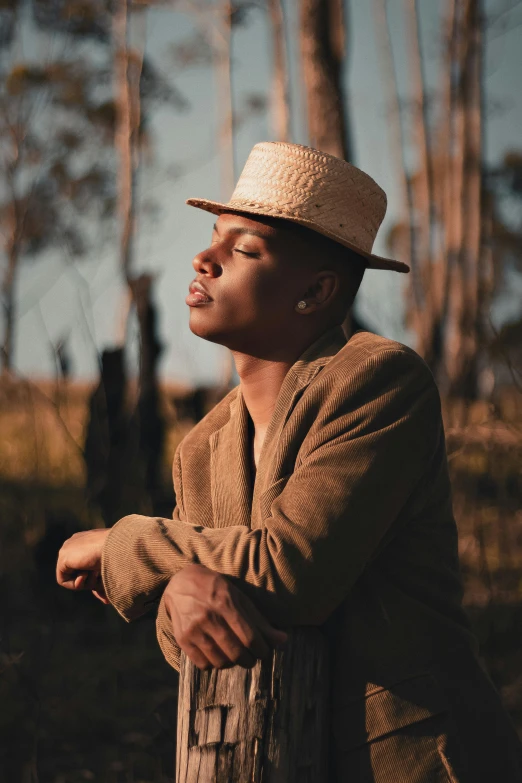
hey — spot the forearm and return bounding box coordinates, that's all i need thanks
[101,514,299,626]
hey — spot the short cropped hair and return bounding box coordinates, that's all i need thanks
[286,221,367,322]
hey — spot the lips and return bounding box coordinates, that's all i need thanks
[186,280,213,306]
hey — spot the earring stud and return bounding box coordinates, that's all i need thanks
[297,300,307,310]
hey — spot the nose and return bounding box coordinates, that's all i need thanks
[192,246,222,277]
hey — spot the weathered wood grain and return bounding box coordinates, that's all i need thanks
[176,629,329,783]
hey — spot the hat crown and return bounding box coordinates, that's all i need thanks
[229,142,387,254]
[186,141,409,272]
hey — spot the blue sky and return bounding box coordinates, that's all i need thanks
[14,0,522,384]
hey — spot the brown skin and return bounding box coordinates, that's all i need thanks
[56,529,110,604]
[162,564,287,669]
[56,211,364,669]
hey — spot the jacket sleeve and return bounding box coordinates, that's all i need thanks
[156,589,181,670]
[102,349,442,639]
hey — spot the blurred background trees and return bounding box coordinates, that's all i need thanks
[0,0,521,780]
[0,5,112,372]
[1,0,520,395]
[299,0,351,158]
[381,0,522,400]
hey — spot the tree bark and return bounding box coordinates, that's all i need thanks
[299,0,351,160]
[176,629,330,783]
[268,0,291,142]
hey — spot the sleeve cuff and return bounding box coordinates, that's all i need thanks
[101,514,167,622]
[156,592,181,671]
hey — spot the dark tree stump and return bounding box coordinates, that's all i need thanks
[176,629,329,783]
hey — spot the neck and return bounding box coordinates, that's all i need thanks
[233,325,338,432]
[231,326,338,466]
[233,352,295,438]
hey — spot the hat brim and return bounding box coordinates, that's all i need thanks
[186,197,410,274]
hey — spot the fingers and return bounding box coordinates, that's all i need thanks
[178,626,227,670]
[90,572,110,604]
[56,562,87,591]
[191,594,285,668]
[231,594,287,655]
[92,589,110,605]
[74,572,89,590]
[179,615,257,670]
[57,561,110,608]
[209,616,257,669]
[180,640,212,671]
[162,568,287,672]
[83,570,102,591]
[56,529,108,590]
[251,611,288,648]
[225,607,271,661]
[92,577,109,602]
[56,564,92,591]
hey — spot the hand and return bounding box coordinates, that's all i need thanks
[163,564,287,670]
[56,529,111,604]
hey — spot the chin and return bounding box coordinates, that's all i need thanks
[188,310,231,346]
[189,311,260,353]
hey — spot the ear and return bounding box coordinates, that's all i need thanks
[295,271,339,314]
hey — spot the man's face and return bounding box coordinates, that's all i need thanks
[186,212,312,354]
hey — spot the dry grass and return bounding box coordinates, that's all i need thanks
[0,379,88,487]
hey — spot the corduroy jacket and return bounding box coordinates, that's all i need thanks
[101,328,522,782]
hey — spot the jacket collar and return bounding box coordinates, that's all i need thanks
[209,325,347,529]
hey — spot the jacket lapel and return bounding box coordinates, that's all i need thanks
[208,326,347,531]
[251,326,347,527]
[209,391,252,530]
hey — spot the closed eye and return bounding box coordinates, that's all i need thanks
[234,248,260,258]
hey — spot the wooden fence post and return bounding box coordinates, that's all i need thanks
[176,628,330,783]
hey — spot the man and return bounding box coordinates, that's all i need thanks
[57,142,522,781]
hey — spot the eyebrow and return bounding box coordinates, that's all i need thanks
[213,222,268,240]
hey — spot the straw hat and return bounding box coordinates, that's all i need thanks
[186,141,409,273]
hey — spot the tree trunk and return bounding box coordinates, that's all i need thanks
[84,347,129,524]
[112,0,145,293]
[176,629,330,783]
[299,0,351,160]
[211,0,236,386]
[130,273,164,503]
[111,3,165,507]
[372,0,486,399]
[370,0,415,279]
[214,0,235,199]
[268,0,291,142]
[2,239,18,374]
[421,0,457,382]
[2,143,21,373]
[406,0,434,275]
[404,0,443,372]
[446,0,483,397]
[113,0,134,285]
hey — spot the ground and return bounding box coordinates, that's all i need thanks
[1,380,521,782]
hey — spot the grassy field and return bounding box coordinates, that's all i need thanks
[1,378,521,782]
